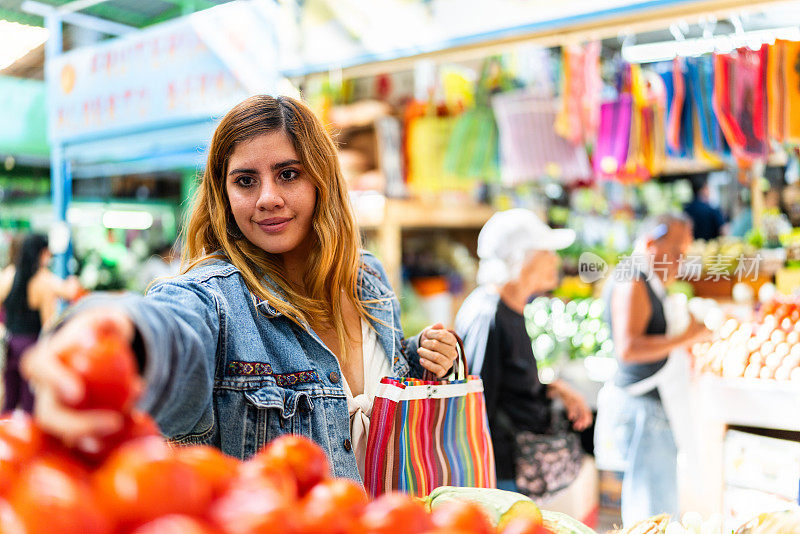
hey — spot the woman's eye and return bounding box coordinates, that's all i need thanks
[235,176,255,187]
[279,169,299,182]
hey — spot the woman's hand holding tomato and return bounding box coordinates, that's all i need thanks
[21,308,139,451]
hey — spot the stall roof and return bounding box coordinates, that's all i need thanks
[0,0,234,29]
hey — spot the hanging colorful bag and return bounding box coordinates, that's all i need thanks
[363,332,496,497]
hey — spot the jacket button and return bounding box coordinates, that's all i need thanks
[343,438,352,452]
[329,371,340,383]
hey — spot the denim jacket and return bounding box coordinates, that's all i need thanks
[105,251,423,482]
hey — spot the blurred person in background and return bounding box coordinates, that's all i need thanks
[20,95,457,481]
[683,174,725,240]
[3,234,80,412]
[594,214,711,527]
[0,234,24,305]
[455,209,592,499]
[135,241,181,293]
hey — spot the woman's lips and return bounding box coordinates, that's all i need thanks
[255,217,292,234]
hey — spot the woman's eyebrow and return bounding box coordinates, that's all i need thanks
[228,168,256,176]
[271,159,301,171]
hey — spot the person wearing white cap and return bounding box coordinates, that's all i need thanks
[455,208,592,498]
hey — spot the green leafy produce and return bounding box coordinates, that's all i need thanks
[524,297,613,369]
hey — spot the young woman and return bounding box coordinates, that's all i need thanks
[3,234,80,412]
[22,95,458,482]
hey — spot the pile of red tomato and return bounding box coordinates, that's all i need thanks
[0,322,550,534]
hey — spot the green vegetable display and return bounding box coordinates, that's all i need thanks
[524,297,613,369]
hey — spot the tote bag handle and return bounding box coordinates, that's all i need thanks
[422,329,469,382]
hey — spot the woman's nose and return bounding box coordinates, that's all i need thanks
[255,180,284,210]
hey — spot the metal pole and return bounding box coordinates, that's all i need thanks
[44,13,70,279]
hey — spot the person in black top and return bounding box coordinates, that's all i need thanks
[3,234,80,412]
[683,174,726,240]
[595,214,710,527]
[455,209,592,492]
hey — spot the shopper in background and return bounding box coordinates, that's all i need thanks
[3,234,80,412]
[21,95,457,482]
[0,234,24,305]
[135,241,181,293]
[683,174,726,240]
[455,209,592,499]
[594,214,711,527]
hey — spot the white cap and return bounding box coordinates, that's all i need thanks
[476,209,575,285]
[478,209,575,259]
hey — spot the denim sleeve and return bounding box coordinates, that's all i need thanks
[60,282,220,439]
[124,281,220,438]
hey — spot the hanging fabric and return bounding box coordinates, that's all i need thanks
[658,59,694,158]
[767,39,787,143]
[444,57,503,183]
[404,101,460,195]
[780,40,800,144]
[713,45,769,162]
[686,55,725,154]
[555,41,601,147]
[492,89,592,185]
[593,94,632,181]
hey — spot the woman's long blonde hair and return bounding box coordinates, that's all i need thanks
[182,95,372,359]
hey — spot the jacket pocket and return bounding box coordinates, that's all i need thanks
[165,408,216,447]
[244,385,314,453]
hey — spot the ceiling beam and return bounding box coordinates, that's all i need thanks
[57,0,111,15]
[22,0,136,35]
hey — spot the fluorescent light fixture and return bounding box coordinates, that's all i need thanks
[622,26,800,64]
[102,210,154,230]
[0,19,48,70]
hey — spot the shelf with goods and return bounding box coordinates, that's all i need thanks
[686,294,800,526]
[353,196,495,324]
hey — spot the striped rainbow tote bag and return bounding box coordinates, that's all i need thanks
[363,333,496,497]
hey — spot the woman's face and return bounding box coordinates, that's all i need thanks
[225,131,317,258]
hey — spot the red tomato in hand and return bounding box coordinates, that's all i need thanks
[298,478,368,534]
[58,321,142,412]
[131,514,217,534]
[358,492,432,534]
[7,456,113,534]
[93,437,213,527]
[176,445,239,497]
[249,435,330,496]
[430,500,493,534]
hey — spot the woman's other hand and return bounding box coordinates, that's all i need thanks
[418,323,459,378]
[548,379,593,431]
[21,308,135,450]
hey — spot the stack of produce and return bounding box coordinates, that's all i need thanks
[524,297,613,369]
[691,297,800,381]
[0,320,595,534]
[683,238,754,279]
